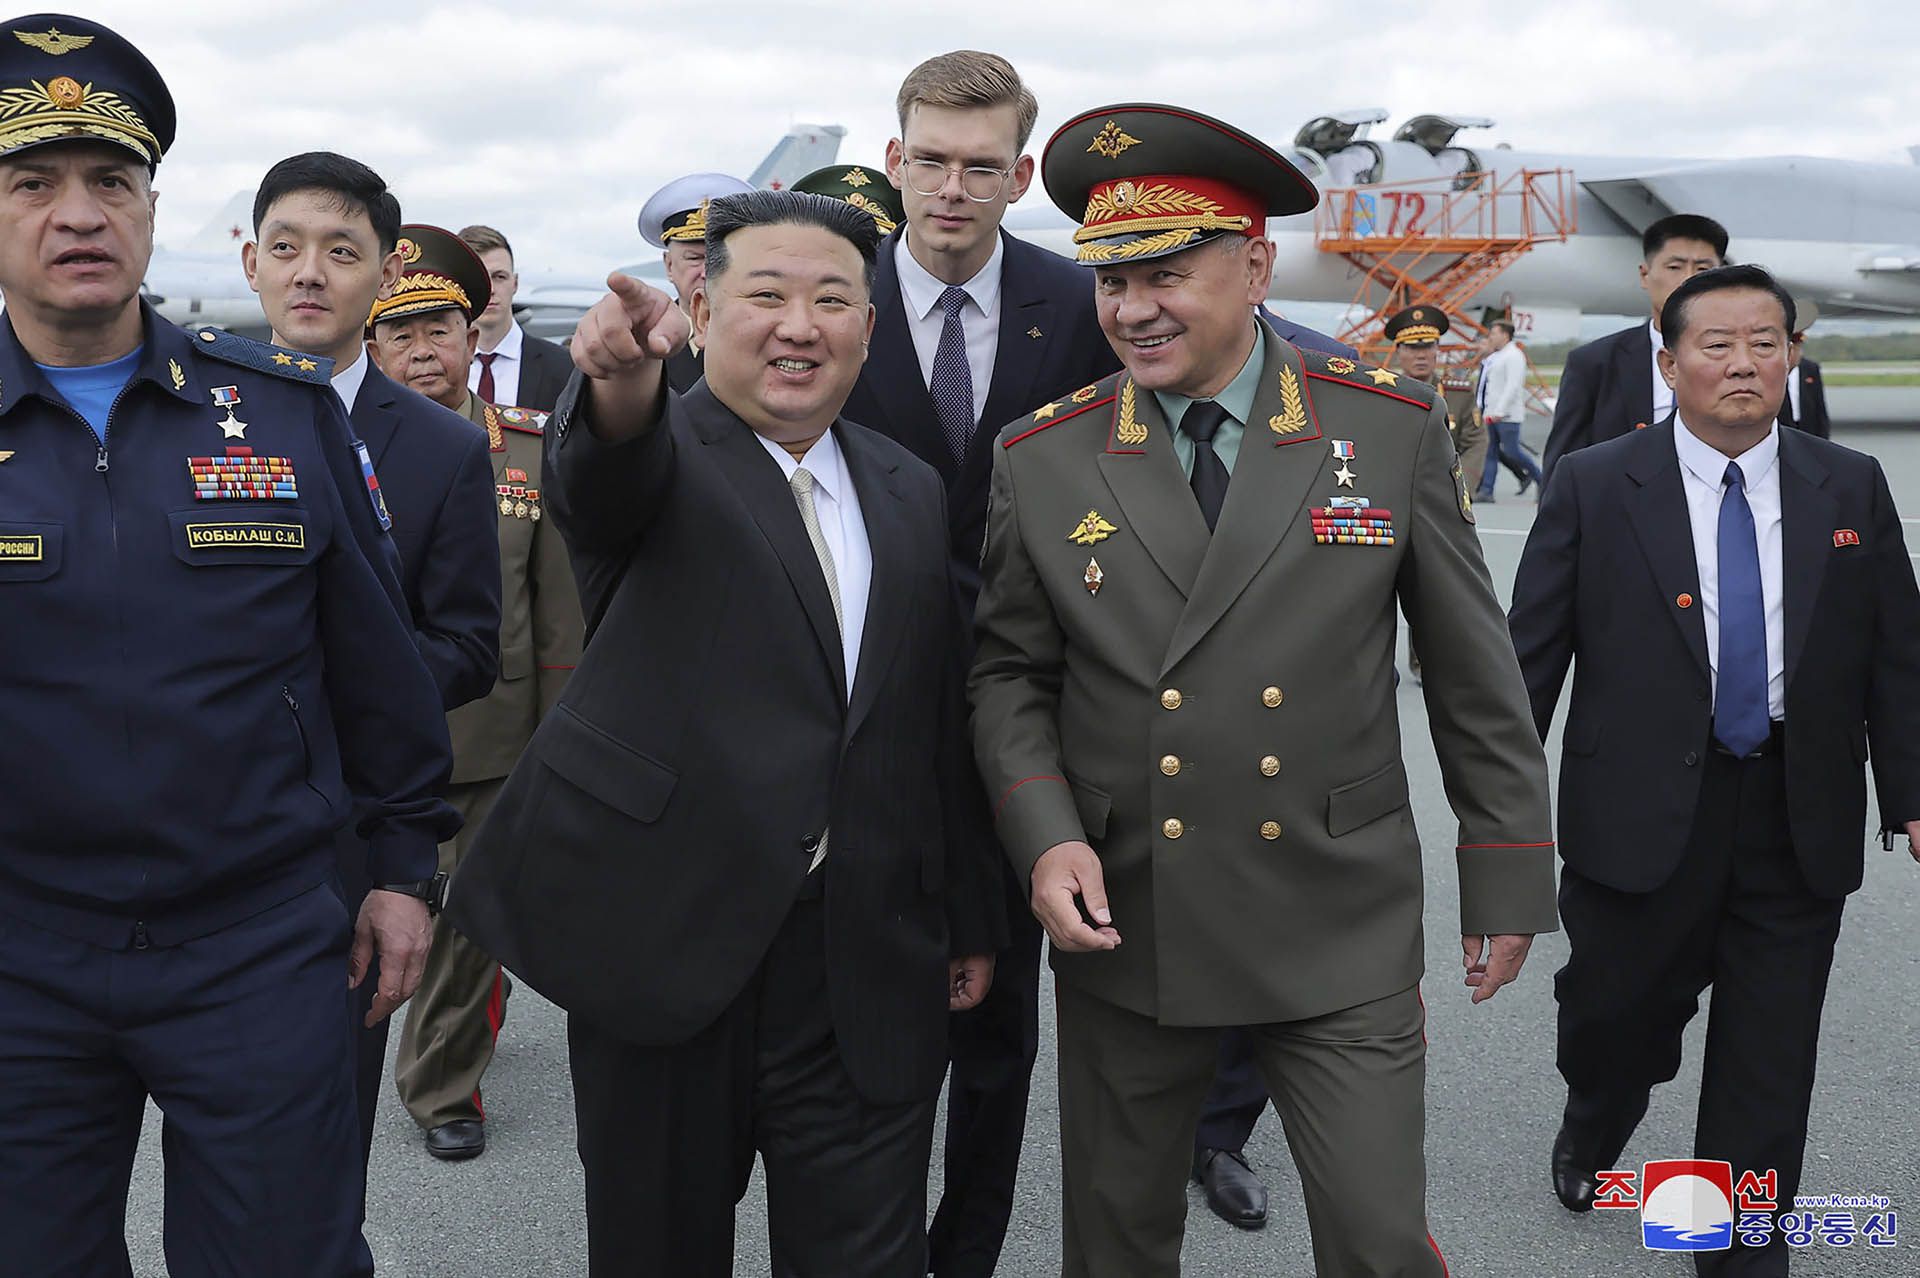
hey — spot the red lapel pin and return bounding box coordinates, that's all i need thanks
[1834,529,1860,548]
[1676,593,1694,609]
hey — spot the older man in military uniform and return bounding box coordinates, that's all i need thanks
[0,16,457,1275]
[969,103,1558,1276]
[639,172,754,393]
[369,224,584,1161]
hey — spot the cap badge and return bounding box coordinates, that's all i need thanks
[45,75,83,108]
[1068,509,1118,547]
[1087,119,1142,160]
[14,27,93,55]
[398,237,421,264]
[840,168,870,187]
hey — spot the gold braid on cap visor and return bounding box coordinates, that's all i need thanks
[368,272,472,325]
[0,79,160,162]
[659,200,711,244]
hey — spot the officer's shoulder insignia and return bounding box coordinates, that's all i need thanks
[495,405,547,435]
[1452,454,1476,525]
[1002,372,1121,449]
[1302,351,1436,411]
[192,329,332,385]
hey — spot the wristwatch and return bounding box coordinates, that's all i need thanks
[374,871,448,916]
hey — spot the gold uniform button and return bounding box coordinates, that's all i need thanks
[1260,821,1282,840]
[1261,686,1283,708]
[1160,689,1183,710]
[1162,818,1185,840]
[1259,755,1281,777]
[1160,755,1181,776]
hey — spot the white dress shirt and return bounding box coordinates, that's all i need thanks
[1674,416,1786,719]
[756,427,872,702]
[1478,341,1529,421]
[1787,363,1803,420]
[468,319,525,407]
[331,349,370,414]
[1648,319,1674,424]
[894,231,1003,427]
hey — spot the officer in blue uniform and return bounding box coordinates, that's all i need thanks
[0,15,458,1276]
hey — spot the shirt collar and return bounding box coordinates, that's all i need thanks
[481,320,524,361]
[331,350,370,411]
[1152,322,1267,432]
[755,423,848,503]
[0,301,201,419]
[1674,413,1780,491]
[895,229,1005,322]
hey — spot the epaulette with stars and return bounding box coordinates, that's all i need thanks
[1001,372,1122,448]
[189,328,332,385]
[494,405,547,435]
[1297,347,1437,412]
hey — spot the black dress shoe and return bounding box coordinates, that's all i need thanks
[426,1119,486,1161]
[1193,1148,1268,1230]
[1551,1122,1601,1212]
[1515,475,1535,497]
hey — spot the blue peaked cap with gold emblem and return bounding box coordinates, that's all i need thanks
[0,13,174,166]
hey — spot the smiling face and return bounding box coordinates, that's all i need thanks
[244,187,400,367]
[369,307,480,410]
[691,222,874,446]
[1657,286,1789,437]
[1094,235,1272,398]
[0,141,155,339]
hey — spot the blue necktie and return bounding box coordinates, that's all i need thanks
[1714,459,1770,756]
[930,285,975,463]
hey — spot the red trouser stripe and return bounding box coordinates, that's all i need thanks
[472,964,505,1119]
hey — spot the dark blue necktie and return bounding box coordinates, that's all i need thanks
[1714,459,1769,756]
[930,285,975,464]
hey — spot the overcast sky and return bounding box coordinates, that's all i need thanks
[61,0,1920,278]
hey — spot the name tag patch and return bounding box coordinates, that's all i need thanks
[185,522,306,550]
[0,534,42,560]
[189,447,299,500]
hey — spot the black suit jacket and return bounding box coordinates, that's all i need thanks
[1259,305,1358,359]
[446,379,1005,1106]
[514,328,574,413]
[349,362,501,709]
[1782,356,1832,439]
[1509,422,1920,898]
[1542,322,1657,486]
[841,229,1119,608]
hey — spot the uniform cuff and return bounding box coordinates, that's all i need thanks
[367,833,439,887]
[993,775,1085,883]
[1456,843,1560,935]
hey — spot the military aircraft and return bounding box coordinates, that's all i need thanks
[141,122,851,339]
[1002,110,1920,342]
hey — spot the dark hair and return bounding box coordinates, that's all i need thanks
[252,152,402,254]
[1490,319,1516,338]
[1642,213,1728,263]
[703,190,880,292]
[459,223,512,262]
[1659,264,1795,347]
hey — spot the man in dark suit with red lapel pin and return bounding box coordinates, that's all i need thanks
[1510,264,1920,1276]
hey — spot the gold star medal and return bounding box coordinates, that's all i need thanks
[1331,439,1356,487]
[209,386,247,439]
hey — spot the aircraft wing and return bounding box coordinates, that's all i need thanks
[749,124,848,190]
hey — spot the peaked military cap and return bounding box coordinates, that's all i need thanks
[791,164,903,235]
[638,172,754,248]
[1042,103,1318,266]
[0,13,174,165]
[1384,305,1449,346]
[368,224,490,328]
[1790,296,1818,334]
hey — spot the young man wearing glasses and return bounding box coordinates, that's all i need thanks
[840,50,1117,1278]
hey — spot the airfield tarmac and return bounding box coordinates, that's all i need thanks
[123,408,1920,1277]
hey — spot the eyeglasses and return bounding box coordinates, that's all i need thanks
[901,159,1014,202]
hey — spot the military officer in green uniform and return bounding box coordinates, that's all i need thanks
[791,163,904,234]
[637,172,753,393]
[367,224,584,1160]
[968,104,1559,1277]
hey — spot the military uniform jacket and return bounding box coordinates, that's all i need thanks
[969,326,1558,1027]
[450,395,583,783]
[0,308,457,947]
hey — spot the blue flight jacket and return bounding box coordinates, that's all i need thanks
[0,306,458,948]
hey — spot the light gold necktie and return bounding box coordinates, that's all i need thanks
[790,465,840,871]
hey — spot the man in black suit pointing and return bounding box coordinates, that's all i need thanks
[446,190,1003,1277]
[1510,265,1920,1276]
